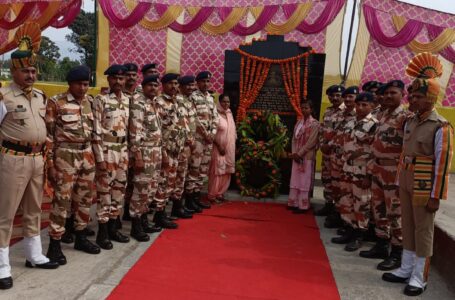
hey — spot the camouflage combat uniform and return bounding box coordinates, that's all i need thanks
[46,92,96,239]
[128,93,162,217]
[93,91,130,223]
[185,90,219,194]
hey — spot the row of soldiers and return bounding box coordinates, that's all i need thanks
[317,52,453,297]
[0,24,219,289]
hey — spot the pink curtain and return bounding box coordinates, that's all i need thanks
[427,24,455,64]
[220,6,279,36]
[155,4,213,33]
[99,0,151,28]
[0,2,38,29]
[363,4,423,48]
[50,0,82,29]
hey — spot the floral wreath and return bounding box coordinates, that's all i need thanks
[235,110,289,198]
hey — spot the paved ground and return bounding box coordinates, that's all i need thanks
[2,178,455,299]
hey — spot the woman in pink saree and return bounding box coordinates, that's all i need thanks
[208,95,236,203]
[288,102,320,213]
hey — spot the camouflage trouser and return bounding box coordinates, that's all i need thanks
[185,135,213,193]
[371,163,402,246]
[338,172,354,226]
[321,154,333,203]
[96,143,129,223]
[154,148,180,210]
[330,152,344,209]
[49,147,95,239]
[130,146,162,218]
[171,145,191,201]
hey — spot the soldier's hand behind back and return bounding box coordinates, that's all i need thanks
[426,198,439,213]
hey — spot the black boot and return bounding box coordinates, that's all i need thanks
[324,212,343,228]
[194,191,211,209]
[153,210,178,229]
[0,277,13,290]
[331,226,354,244]
[74,230,101,254]
[404,285,426,296]
[344,229,363,252]
[131,217,150,242]
[182,194,196,213]
[108,219,130,243]
[116,216,123,229]
[96,222,113,250]
[314,202,334,216]
[377,245,402,270]
[123,201,132,221]
[171,199,193,219]
[336,223,349,236]
[46,238,67,265]
[141,214,162,233]
[84,227,95,236]
[61,216,75,244]
[359,238,389,259]
[185,192,203,213]
[363,223,377,242]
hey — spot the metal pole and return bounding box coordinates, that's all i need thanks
[342,0,357,84]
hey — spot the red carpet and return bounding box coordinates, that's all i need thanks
[108,202,340,300]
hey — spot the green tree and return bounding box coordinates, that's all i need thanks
[66,10,96,72]
[56,57,80,81]
[38,36,61,81]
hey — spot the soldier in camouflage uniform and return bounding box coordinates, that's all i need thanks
[334,92,377,251]
[128,75,164,241]
[170,75,200,216]
[46,66,101,264]
[325,86,357,229]
[360,80,410,271]
[316,85,345,217]
[153,73,187,229]
[362,81,382,117]
[93,65,131,249]
[185,71,219,209]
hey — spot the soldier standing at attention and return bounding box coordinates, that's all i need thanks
[153,73,186,229]
[184,71,219,209]
[316,85,345,218]
[0,23,59,290]
[46,66,101,265]
[141,63,160,77]
[383,53,453,297]
[93,65,130,249]
[360,80,410,271]
[128,75,164,241]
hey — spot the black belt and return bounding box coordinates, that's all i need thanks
[2,140,44,154]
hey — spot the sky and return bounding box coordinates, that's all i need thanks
[41,0,455,64]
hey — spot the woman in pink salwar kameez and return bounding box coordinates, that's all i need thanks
[288,102,320,213]
[208,95,236,203]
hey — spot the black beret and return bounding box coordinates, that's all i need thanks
[141,63,157,73]
[326,84,345,95]
[104,64,127,76]
[384,80,405,91]
[161,73,179,84]
[376,84,387,95]
[66,65,90,82]
[355,92,375,103]
[178,75,196,85]
[342,86,360,96]
[362,81,382,92]
[196,71,212,81]
[141,75,160,86]
[123,63,138,72]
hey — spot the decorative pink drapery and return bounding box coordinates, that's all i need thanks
[49,0,82,28]
[283,0,345,34]
[427,24,455,64]
[155,4,214,33]
[0,2,38,29]
[99,0,152,28]
[220,6,279,36]
[363,4,424,48]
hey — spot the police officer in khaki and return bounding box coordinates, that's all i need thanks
[0,23,59,290]
[382,53,453,296]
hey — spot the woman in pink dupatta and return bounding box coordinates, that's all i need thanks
[208,95,236,203]
[288,102,320,213]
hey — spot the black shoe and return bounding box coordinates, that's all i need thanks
[382,272,409,283]
[61,216,75,244]
[185,192,203,213]
[364,223,377,242]
[344,230,363,252]
[131,217,150,242]
[314,202,334,216]
[359,238,389,259]
[116,216,122,230]
[332,227,354,244]
[154,210,178,229]
[108,219,130,243]
[25,260,59,269]
[96,222,113,250]
[74,230,101,254]
[167,215,179,221]
[123,201,132,221]
[194,192,211,209]
[184,207,195,214]
[141,214,162,233]
[84,227,95,237]
[337,225,348,236]
[404,285,426,296]
[46,238,67,265]
[377,246,402,270]
[171,199,193,219]
[324,212,343,229]
[0,277,12,290]
[292,209,308,214]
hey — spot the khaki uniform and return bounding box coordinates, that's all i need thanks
[128,93,162,217]
[93,92,130,223]
[46,92,96,239]
[0,83,47,247]
[185,90,219,194]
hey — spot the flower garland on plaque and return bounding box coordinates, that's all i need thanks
[235,110,289,198]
